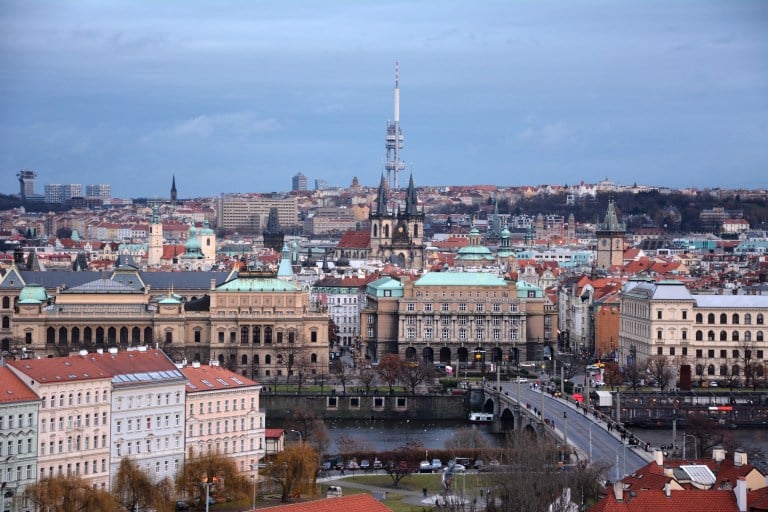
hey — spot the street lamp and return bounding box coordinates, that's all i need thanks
[615,444,630,481]
[587,422,596,461]
[250,463,258,511]
[289,429,303,444]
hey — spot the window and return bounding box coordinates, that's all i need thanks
[682,311,687,320]
[476,303,484,313]
[441,303,449,312]
[657,330,662,340]
[310,331,318,342]
[696,349,702,358]
[758,314,765,325]
[720,313,727,324]
[682,330,687,340]
[732,313,740,324]
[407,303,414,311]
[745,313,752,325]
[669,347,676,356]
[424,303,433,312]
[696,313,703,323]
[657,310,662,320]
[459,303,467,312]
[657,347,663,355]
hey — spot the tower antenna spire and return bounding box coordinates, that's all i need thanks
[385,61,405,190]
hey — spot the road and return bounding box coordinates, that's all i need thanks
[497,380,651,481]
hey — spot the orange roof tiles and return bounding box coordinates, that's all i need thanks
[337,230,371,249]
[253,493,392,512]
[180,364,260,392]
[8,356,111,384]
[591,489,738,512]
[0,367,39,403]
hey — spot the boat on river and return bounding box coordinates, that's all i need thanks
[468,412,493,423]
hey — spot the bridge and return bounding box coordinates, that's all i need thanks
[479,379,653,480]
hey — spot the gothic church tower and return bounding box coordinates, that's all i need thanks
[369,174,424,269]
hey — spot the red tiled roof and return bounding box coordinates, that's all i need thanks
[8,356,111,384]
[255,493,391,511]
[590,489,737,512]
[265,428,285,439]
[0,367,39,403]
[337,230,371,249]
[85,349,178,379]
[180,364,260,392]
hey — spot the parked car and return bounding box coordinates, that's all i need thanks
[431,459,443,471]
[419,460,432,473]
[346,460,360,470]
[473,459,485,471]
[515,377,529,383]
[321,461,332,471]
[444,462,466,473]
[373,458,383,469]
[360,459,370,470]
[326,485,343,498]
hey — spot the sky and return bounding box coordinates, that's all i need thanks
[1,1,767,199]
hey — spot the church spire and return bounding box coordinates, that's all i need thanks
[170,175,177,204]
[376,173,388,215]
[405,173,417,216]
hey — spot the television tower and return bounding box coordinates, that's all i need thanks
[385,62,405,190]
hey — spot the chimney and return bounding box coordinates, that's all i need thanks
[735,477,747,512]
[613,481,624,501]
[734,450,747,467]
[712,446,726,462]
[653,449,664,466]
[191,361,201,368]
[108,347,118,354]
[664,482,671,498]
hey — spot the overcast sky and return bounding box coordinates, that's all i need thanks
[1,1,767,199]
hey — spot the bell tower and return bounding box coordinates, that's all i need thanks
[596,200,625,270]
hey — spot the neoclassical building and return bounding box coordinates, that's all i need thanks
[7,262,330,382]
[360,271,557,366]
[619,280,768,385]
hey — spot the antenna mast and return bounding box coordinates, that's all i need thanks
[385,62,405,190]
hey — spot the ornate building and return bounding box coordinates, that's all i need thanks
[8,264,330,382]
[619,280,768,387]
[369,174,425,270]
[596,200,626,270]
[360,271,556,367]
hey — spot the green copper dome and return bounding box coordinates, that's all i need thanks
[18,284,48,304]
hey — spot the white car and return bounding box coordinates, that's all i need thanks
[515,377,529,383]
[444,463,466,473]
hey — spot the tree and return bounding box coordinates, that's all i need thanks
[113,458,157,512]
[622,361,643,390]
[25,475,119,512]
[284,409,330,455]
[383,458,414,487]
[176,452,250,506]
[685,413,736,456]
[646,355,674,390]
[400,358,435,395]
[377,353,403,394]
[358,365,378,393]
[602,361,622,388]
[268,444,319,502]
[444,427,493,453]
[330,359,353,394]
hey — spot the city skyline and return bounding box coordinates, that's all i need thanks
[1,1,767,199]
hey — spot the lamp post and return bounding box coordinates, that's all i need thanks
[563,411,568,449]
[614,444,630,481]
[250,463,258,511]
[682,433,698,460]
[587,422,596,461]
[289,429,303,445]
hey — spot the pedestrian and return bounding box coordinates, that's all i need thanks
[423,487,428,497]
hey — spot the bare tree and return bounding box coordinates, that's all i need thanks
[400,358,435,395]
[646,355,674,390]
[602,361,623,388]
[357,365,378,393]
[444,428,493,452]
[739,339,759,389]
[686,413,736,456]
[284,408,329,454]
[623,361,643,390]
[113,458,157,512]
[330,359,353,394]
[176,452,250,506]
[24,475,118,512]
[268,444,320,502]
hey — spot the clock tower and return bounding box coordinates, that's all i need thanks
[596,200,625,270]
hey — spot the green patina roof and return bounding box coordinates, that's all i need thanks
[516,280,543,298]
[217,277,298,292]
[18,283,48,304]
[415,272,509,287]
[366,276,404,297]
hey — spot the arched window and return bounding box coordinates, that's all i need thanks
[720,331,727,341]
[1,297,9,309]
[276,354,284,365]
[732,313,740,324]
[695,364,704,376]
[59,327,67,345]
[71,327,80,344]
[707,364,715,376]
[132,327,141,343]
[413,224,419,238]
[253,355,259,365]
[695,330,703,341]
[1,316,8,329]
[144,327,153,343]
[731,331,739,341]
[720,313,727,324]
[84,327,92,343]
[745,331,752,342]
[252,326,260,344]
[241,355,247,365]
[107,327,116,344]
[373,224,378,237]
[708,313,715,324]
[695,313,703,324]
[384,224,389,238]
[218,354,224,364]
[720,364,728,376]
[95,327,104,343]
[265,355,271,365]
[47,327,55,344]
[758,314,764,325]
[311,353,317,363]
[757,331,764,342]
[120,327,128,344]
[732,365,740,376]
[264,327,272,344]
